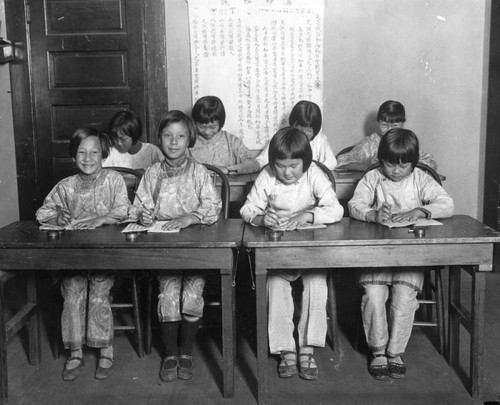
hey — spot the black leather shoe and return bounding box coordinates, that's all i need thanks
[62,357,84,381]
[388,356,406,379]
[95,356,114,380]
[178,355,193,380]
[160,356,178,382]
[368,354,388,381]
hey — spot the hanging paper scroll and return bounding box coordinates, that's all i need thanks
[188,0,324,149]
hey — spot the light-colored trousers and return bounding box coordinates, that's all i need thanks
[361,283,419,357]
[267,269,328,354]
[157,271,205,322]
[61,274,114,350]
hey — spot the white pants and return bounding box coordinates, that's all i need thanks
[361,283,419,357]
[267,269,328,354]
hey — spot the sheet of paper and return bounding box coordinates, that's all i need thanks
[121,223,149,233]
[121,222,180,233]
[147,221,181,233]
[297,224,327,230]
[382,219,442,228]
[39,218,97,231]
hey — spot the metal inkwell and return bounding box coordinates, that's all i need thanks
[46,229,64,240]
[125,232,140,242]
[409,226,426,238]
[265,229,283,241]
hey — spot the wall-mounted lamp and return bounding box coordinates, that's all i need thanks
[0,38,14,63]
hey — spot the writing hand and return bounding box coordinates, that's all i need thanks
[375,203,392,223]
[72,218,101,230]
[56,206,71,227]
[391,208,426,222]
[263,207,280,228]
[280,212,311,231]
[161,216,191,231]
[139,209,155,226]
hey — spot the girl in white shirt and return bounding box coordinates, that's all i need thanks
[241,127,343,380]
[104,110,164,172]
[256,100,337,171]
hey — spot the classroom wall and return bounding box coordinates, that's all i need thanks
[0,0,20,228]
[165,0,489,219]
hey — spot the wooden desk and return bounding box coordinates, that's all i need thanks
[0,219,244,400]
[226,173,256,202]
[243,215,500,404]
[333,170,363,200]
[224,170,362,203]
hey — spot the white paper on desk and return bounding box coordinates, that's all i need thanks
[297,224,327,230]
[39,218,97,231]
[382,219,442,228]
[121,222,180,233]
[270,223,327,232]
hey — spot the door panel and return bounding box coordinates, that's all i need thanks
[30,0,145,197]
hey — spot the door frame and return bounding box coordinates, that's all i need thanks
[5,0,168,219]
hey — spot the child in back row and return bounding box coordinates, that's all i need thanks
[134,110,221,382]
[36,128,130,381]
[348,128,453,381]
[189,95,260,174]
[241,127,343,380]
[256,100,337,171]
[336,100,437,171]
[103,110,164,172]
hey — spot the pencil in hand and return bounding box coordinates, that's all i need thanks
[133,191,156,223]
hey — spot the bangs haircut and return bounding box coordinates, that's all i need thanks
[269,127,313,172]
[108,110,143,143]
[377,100,406,124]
[69,127,111,159]
[288,100,322,139]
[157,110,197,148]
[192,95,226,127]
[378,128,419,168]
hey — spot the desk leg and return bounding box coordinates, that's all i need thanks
[447,265,460,367]
[448,265,485,402]
[255,268,268,405]
[0,278,7,404]
[470,268,485,401]
[27,274,41,365]
[221,268,234,398]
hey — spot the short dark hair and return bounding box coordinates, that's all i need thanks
[269,127,313,172]
[377,100,406,123]
[157,110,197,148]
[192,96,226,128]
[108,110,143,144]
[378,128,419,169]
[69,127,111,159]
[288,100,322,139]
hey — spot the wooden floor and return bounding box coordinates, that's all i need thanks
[5,268,500,405]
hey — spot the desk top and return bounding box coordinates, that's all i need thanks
[227,170,363,185]
[243,215,500,248]
[333,169,364,184]
[0,219,244,249]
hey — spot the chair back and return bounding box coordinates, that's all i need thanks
[203,164,230,219]
[106,166,143,202]
[313,160,336,191]
[363,161,442,185]
[336,145,354,158]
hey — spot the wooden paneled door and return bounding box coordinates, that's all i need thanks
[30,0,145,197]
[5,0,167,218]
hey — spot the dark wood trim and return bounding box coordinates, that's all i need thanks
[5,0,38,220]
[485,3,500,271]
[143,0,168,142]
[484,2,500,231]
